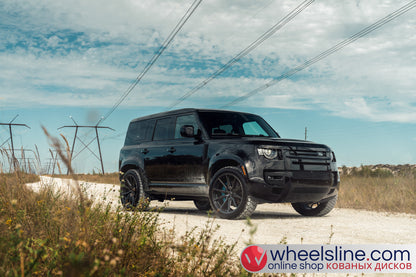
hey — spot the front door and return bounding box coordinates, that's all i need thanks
[145,113,207,196]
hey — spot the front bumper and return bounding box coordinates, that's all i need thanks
[247,170,339,203]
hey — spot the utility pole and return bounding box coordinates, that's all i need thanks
[58,117,114,174]
[0,115,30,171]
[304,127,307,140]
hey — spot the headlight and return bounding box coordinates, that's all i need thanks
[257,147,279,160]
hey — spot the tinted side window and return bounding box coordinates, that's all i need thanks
[153,117,175,141]
[124,119,155,145]
[174,114,199,139]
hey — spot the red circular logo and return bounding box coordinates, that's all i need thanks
[241,245,268,272]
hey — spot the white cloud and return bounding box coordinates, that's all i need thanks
[0,0,415,123]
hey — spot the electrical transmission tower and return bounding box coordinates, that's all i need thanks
[58,117,114,174]
[47,149,59,175]
[0,115,30,171]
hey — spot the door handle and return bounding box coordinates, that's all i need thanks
[141,149,149,155]
[167,147,176,153]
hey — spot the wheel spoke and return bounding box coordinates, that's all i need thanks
[229,182,238,194]
[125,177,135,189]
[218,178,227,190]
[230,196,238,208]
[225,175,232,191]
[229,177,237,190]
[213,195,226,202]
[121,190,133,196]
[219,196,228,210]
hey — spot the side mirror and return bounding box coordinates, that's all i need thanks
[180,125,195,138]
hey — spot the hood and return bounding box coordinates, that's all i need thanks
[240,137,331,150]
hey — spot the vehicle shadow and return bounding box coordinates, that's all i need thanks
[148,205,301,220]
[249,211,301,220]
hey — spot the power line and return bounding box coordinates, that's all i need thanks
[166,0,315,110]
[101,0,202,123]
[222,0,416,108]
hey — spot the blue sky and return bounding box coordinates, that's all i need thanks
[1,0,416,173]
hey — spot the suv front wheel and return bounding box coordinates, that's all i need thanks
[209,166,257,219]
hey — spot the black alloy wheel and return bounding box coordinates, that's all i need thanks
[209,166,256,219]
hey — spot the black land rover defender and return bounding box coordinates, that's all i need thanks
[119,108,339,219]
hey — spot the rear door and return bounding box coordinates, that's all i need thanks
[144,116,176,182]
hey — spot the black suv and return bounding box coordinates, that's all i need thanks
[119,109,339,219]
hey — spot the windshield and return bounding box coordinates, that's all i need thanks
[198,111,279,138]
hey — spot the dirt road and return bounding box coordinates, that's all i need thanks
[28,176,416,254]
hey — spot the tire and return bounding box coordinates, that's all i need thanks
[291,195,338,217]
[120,168,149,210]
[209,166,257,219]
[193,199,212,211]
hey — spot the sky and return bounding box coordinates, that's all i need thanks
[1,0,416,174]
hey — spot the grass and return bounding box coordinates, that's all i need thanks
[0,172,246,276]
[0,129,247,276]
[51,173,120,185]
[337,166,416,214]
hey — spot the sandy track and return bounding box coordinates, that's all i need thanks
[27,176,416,254]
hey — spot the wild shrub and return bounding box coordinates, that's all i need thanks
[0,173,245,276]
[0,129,245,276]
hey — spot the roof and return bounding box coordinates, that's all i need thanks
[130,108,255,122]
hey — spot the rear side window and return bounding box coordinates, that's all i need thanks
[153,117,175,141]
[124,119,155,145]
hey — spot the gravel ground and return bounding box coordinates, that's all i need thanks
[27,176,416,277]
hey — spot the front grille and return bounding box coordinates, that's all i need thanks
[292,161,330,166]
[287,149,329,158]
[285,147,331,171]
[292,171,332,180]
[292,170,333,186]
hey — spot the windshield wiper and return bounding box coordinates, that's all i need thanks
[242,134,270,137]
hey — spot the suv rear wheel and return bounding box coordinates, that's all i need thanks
[291,195,337,216]
[209,166,257,219]
[120,168,149,210]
